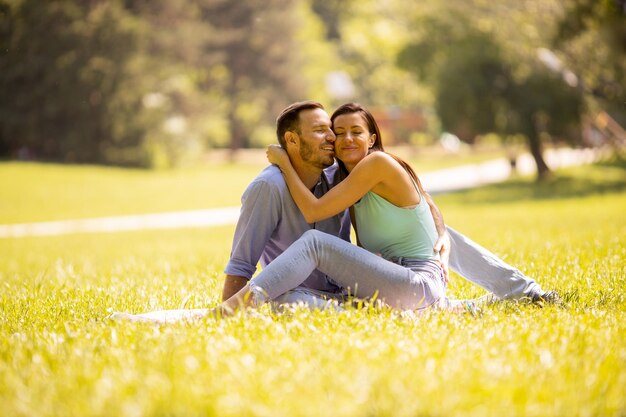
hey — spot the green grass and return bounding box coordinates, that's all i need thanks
[402,144,512,172]
[0,146,509,224]
[0,160,625,417]
[0,162,265,223]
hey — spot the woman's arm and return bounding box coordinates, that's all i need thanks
[267,145,386,223]
[422,191,450,282]
[423,191,446,238]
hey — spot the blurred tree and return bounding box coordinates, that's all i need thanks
[398,14,515,148]
[310,0,348,41]
[434,40,510,144]
[119,0,227,165]
[0,0,151,165]
[553,0,626,124]
[0,0,313,166]
[4,0,605,167]
[110,0,310,152]
[399,12,583,180]
[507,68,584,178]
[197,0,308,151]
[311,0,427,115]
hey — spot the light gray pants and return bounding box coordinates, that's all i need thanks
[447,226,543,299]
[250,230,447,310]
[265,226,543,309]
[270,287,345,312]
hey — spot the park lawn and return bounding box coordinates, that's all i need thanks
[0,162,265,224]
[0,145,509,224]
[402,144,512,173]
[0,161,625,417]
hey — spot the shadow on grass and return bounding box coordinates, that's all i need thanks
[439,158,626,205]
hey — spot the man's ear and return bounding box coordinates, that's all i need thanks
[285,131,298,146]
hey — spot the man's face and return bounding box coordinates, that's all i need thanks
[295,108,336,169]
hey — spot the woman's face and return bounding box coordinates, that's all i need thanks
[332,112,375,170]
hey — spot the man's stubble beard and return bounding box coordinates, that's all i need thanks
[299,139,335,169]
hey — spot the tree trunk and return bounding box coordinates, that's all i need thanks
[527,131,551,181]
[227,109,245,150]
[227,75,248,158]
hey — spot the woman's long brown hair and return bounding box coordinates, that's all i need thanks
[330,103,427,195]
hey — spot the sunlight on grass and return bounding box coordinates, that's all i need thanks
[399,144,510,172]
[0,162,264,223]
[0,148,507,224]
[0,161,625,416]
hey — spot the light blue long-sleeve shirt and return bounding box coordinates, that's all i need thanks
[224,164,351,293]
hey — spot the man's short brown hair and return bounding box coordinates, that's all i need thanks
[276,101,324,148]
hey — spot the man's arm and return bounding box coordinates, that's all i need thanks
[222,173,282,300]
[222,275,249,301]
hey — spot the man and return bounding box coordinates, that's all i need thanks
[222,101,558,308]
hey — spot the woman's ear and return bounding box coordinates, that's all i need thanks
[368,134,376,148]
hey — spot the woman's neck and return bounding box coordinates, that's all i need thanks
[344,163,356,173]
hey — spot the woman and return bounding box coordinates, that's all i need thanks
[111,103,475,323]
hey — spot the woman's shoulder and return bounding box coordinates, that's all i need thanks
[363,151,393,164]
[362,151,405,171]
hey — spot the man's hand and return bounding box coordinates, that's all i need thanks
[434,232,451,285]
[266,144,290,170]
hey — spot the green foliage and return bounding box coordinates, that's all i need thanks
[0,0,319,166]
[310,0,352,41]
[398,11,514,144]
[398,7,585,179]
[553,0,626,124]
[508,68,584,141]
[196,0,309,150]
[0,0,621,168]
[434,33,511,142]
[331,0,427,109]
[0,1,147,165]
[0,162,624,416]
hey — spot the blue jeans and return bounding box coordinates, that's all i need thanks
[250,230,447,310]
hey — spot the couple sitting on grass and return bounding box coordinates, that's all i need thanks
[112,101,560,323]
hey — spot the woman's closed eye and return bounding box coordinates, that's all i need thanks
[335,130,364,137]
